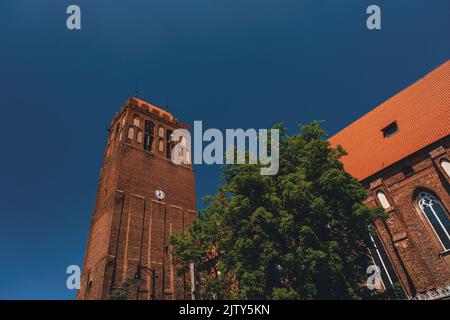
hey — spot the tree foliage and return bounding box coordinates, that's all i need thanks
[108,278,135,300]
[171,122,382,299]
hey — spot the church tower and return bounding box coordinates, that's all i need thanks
[77,97,197,300]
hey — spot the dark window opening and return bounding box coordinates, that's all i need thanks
[144,120,154,151]
[382,122,399,138]
[402,165,414,177]
[145,120,154,133]
[166,130,173,158]
[144,134,153,151]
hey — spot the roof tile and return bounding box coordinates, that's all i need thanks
[329,60,450,181]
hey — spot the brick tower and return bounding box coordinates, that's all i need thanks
[77,97,197,300]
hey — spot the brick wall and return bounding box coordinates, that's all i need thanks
[364,137,450,298]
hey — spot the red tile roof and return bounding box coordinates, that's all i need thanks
[329,60,450,181]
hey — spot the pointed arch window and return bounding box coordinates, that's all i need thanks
[417,191,450,251]
[137,130,143,143]
[133,115,141,127]
[127,127,135,139]
[376,190,391,209]
[158,126,165,138]
[367,225,400,292]
[440,159,450,178]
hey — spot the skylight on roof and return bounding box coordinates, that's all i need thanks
[382,122,399,138]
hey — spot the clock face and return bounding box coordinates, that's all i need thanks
[155,189,165,200]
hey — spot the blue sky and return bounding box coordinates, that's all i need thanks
[0,0,448,299]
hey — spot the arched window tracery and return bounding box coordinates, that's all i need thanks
[417,191,450,251]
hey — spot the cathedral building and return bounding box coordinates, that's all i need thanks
[77,97,197,300]
[329,60,450,299]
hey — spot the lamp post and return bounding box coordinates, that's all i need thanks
[134,264,157,300]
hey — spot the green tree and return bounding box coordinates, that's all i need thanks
[171,122,384,299]
[108,278,135,300]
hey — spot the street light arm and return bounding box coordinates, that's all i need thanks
[139,266,157,277]
[135,264,157,300]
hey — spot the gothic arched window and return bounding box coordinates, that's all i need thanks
[440,159,450,178]
[417,191,450,251]
[158,126,165,138]
[127,127,134,139]
[376,190,391,209]
[133,115,140,127]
